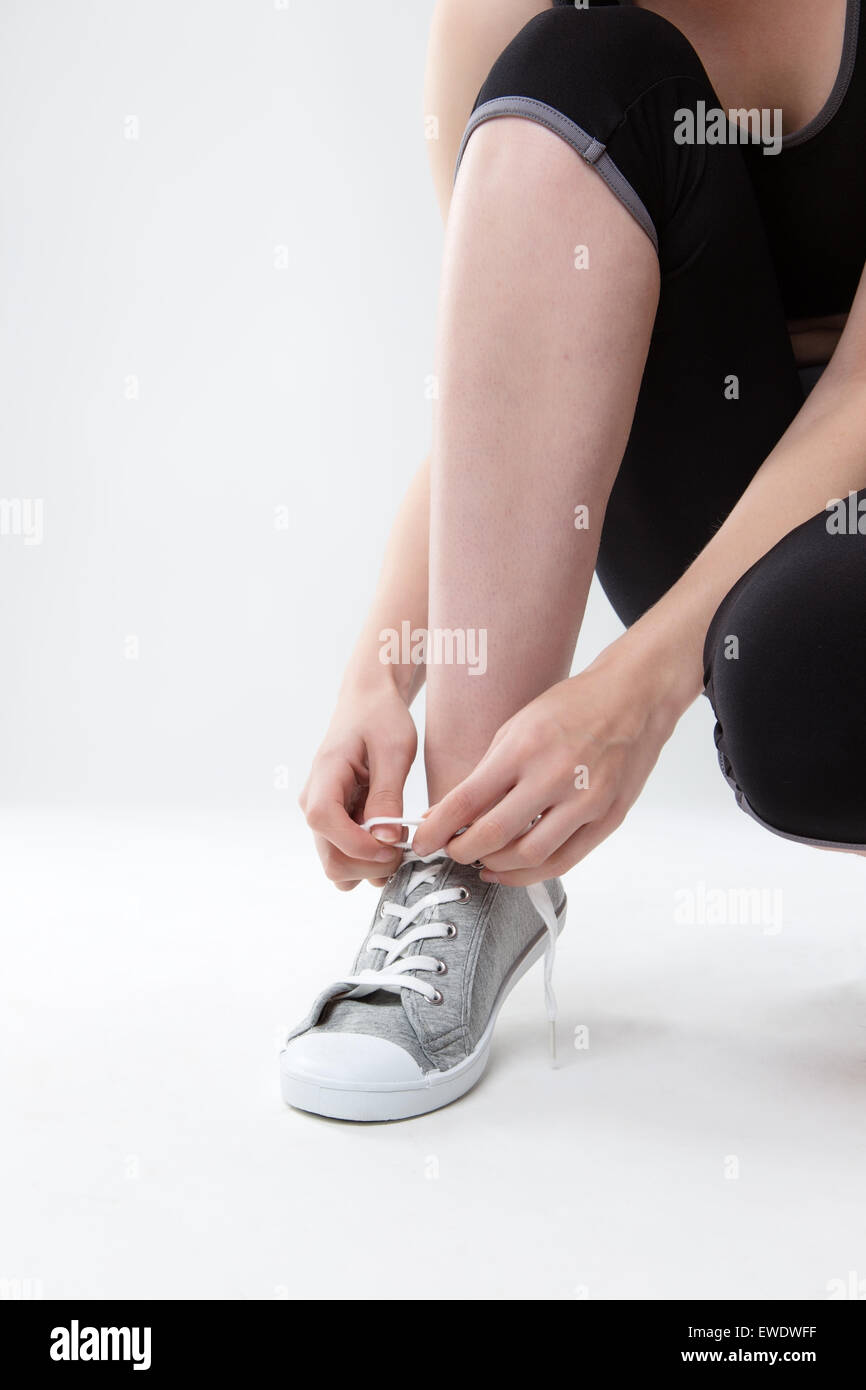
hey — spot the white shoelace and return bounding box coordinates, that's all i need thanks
[343,817,560,1062]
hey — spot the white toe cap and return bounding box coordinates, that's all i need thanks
[280,1031,425,1085]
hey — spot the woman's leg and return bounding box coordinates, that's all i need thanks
[704,502,866,850]
[425,118,658,802]
[424,3,803,804]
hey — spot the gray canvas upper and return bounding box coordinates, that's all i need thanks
[286,854,566,1074]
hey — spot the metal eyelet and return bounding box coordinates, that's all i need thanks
[457,887,470,902]
[380,903,388,918]
[429,989,444,1005]
[444,923,457,939]
[435,960,447,975]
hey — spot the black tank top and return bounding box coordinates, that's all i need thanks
[739,0,865,319]
[606,0,866,318]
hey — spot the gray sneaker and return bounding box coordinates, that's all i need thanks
[280,817,567,1122]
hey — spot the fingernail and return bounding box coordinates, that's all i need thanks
[479,871,500,883]
[372,827,399,843]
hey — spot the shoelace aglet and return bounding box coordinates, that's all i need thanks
[548,1019,558,1068]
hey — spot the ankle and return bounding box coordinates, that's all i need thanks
[423,748,478,808]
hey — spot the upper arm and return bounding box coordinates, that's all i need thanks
[423,0,554,221]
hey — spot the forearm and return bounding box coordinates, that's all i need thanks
[340,456,430,705]
[614,370,866,715]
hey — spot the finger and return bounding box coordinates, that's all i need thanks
[305,760,398,864]
[478,801,582,873]
[413,752,513,855]
[362,741,412,845]
[445,782,552,864]
[313,832,399,884]
[481,801,625,886]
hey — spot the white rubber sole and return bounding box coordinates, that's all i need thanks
[280,900,566,1122]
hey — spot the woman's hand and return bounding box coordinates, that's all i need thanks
[299,678,418,891]
[413,635,696,884]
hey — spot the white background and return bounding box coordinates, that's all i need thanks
[1,0,863,1303]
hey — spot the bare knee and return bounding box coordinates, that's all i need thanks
[424,0,554,218]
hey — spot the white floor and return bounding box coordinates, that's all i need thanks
[2,799,865,1301]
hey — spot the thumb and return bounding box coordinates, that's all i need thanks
[362,745,410,844]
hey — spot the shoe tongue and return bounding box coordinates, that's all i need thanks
[389,851,449,907]
[352,856,484,980]
[330,858,486,1030]
[350,856,444,978]
[405,854,444,893]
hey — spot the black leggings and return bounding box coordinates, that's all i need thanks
[455,2,866,849]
